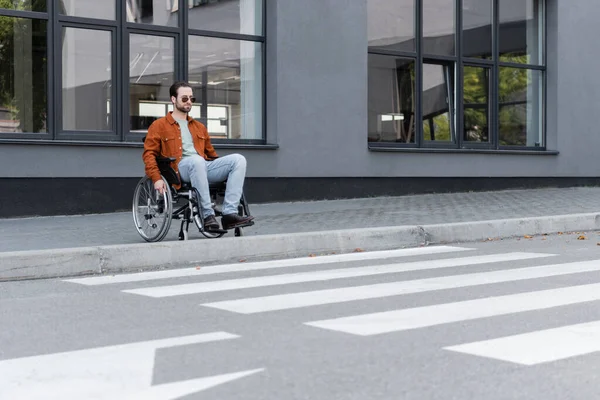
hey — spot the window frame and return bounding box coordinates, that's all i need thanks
[368,0,547,152]
[0,0,267,146]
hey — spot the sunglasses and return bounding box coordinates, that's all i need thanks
[180,96,196,103]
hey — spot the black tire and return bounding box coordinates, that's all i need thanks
[132,176,173,242]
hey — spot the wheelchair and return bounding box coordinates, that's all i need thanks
[132,156,253,242]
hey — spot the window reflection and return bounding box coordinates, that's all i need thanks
[500,0,542,64]
[423,62,455,142]
[62,28,112,131]
[463,66,490,142]
[127,0,179,27]
[0,17,47,133]
[423,0,455,56]
[368,0,415,52]
[60,0,115,20]
[462,0,492,59]
[188,0,263,36]
[188,36,263,140]
[129,34,174,132]
[0,0,45,12]
[368,55,416,143]
[499,67,542,146]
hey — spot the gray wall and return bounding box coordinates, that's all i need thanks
[2,0,600,181]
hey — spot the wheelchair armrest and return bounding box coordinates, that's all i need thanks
[156,156,176,163]
[155,156,180,186]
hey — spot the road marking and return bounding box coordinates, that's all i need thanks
[123,252,550,298]
[0,332,262,400]
[202,258,599,314]
[445,320,600,365]
[64,246,472,285]
[306,282,600,335]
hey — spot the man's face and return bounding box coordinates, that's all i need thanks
[172,87,194,114]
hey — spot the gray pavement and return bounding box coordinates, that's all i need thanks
[2,187,600,253]
[3,236,600,399]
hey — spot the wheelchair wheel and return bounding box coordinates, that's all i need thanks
[132,176,173,242]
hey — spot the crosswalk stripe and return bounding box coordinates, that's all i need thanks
[63,246,473,285]
[444,320,600,365]
[201,258,600,314]
[305,282,600,335]
[122,252,551,298]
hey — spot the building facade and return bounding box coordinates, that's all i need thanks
[0,0,597,217]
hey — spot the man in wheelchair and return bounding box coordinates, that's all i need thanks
[142,81,254,231]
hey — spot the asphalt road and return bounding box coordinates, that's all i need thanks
[2,232,600,399]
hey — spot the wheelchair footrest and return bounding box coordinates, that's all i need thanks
[226,221,254,230]
[204,228,228,234]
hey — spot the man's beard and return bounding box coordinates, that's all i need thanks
[175,103,191,113]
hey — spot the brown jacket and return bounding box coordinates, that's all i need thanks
[142,112,218,188]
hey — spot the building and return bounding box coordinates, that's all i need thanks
[0,0,595,217]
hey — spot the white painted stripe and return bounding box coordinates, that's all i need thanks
[202,258,600,314]
[306,282,600,335]
[64,246,472,285]
[445,320,600,365]
[123,252,551,298]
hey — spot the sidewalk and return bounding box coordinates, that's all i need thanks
[2,187,600,281]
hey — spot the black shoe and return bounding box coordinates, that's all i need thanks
[221,213,254,230]
[203,215,220,231]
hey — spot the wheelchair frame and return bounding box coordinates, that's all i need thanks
[132,156,253,242]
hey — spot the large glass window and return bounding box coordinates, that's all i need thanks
[368,0,545,151]
[0,17,47,134]
[188,0,263,36]
[59,0,115,20]
[129,34,175,132]
[0,1,265,143]
[500,0,543,65]
[61,28,112,131]
[368,0,415,52]
[423,0,455,56]
[463,0,492,59]
[127,0,179,27]
[499,67,542,147]
[368,55,416,144]
[188,36,262,140]
[463,66,490,143]
[423,62,455,143]
[0,0,45,12]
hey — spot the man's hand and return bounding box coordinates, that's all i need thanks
[154,180,166,194]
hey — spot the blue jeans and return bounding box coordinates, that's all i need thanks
[178,154,247,218]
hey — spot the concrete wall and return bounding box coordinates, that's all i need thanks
[2,0,600,181]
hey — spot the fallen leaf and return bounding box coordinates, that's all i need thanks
[558,232,563,235]
[309,254,316,257]
[577,235,587,240]
[524,235,533,239]
[239,259,247,262]
[354,248,364,252]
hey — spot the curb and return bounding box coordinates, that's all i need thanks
[2,212,599,281]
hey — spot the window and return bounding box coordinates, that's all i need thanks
[0,0,265,144]
[61,28,112,131]
[368,55,415,143]
[60,0,115,20]
[129,34,175,132]
[0,0,45,12]
[188,36,263,140]
[0,17,47,134]
[368,0,545,150]
[188,0,263,36]
[127,0,179,27]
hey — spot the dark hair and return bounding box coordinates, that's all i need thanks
[169,81,191,99]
